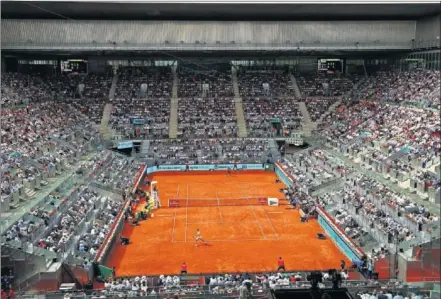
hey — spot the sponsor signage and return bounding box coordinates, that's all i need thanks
[117,141,133,149]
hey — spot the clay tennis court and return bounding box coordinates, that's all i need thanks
[106,170,349,277]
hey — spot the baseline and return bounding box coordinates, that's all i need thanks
[187,220,263,225]
[172,238,279,243]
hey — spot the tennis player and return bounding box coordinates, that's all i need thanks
[194,229,207,247]
[226,167,232,176]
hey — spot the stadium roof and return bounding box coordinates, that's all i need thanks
[1,1,440,21]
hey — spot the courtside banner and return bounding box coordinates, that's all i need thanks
[153,164,264,172]
[146,166,158,174]
[316,206,364,262]
[117,141,133,149]
[275,162,294,187]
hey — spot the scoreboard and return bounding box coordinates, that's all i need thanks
[317,58,344,73]
[60,59,88,74]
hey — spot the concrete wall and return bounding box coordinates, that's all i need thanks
[415,15,441,42]
[2,19,416,48]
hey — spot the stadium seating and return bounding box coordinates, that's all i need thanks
[177,98,237,138]
[146,138,270,165]
[238,68,293,98]
[296,73,361,97]
[0,102,101,208]
[242,97,302,137]
[1,73,52,106]
[1,65,440,296]
[110,67,172,139]
[355,70,440,109]
[303,97,340,122]
[178,68,234,98]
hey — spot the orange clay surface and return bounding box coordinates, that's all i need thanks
[106,170,349,277]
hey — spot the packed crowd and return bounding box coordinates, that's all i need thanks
[177,98,237,138]
[322,103,440,163]
[2,71,114,124]
[76,195,124,261]
[110,98,170,139]
[316,173,439,253]
[147,138,270,165]
[355,290,425,299]
[1,101,99,204]
[1,67,440,294]
[93,270,429,299]
[116,66,172,99]
[93,157,142,193]
[66,72,113,123]
[279,149,350,193]
[304,97,340,122]
[238,69,293,98]
[1,73,52,106]
[242,97,302,137]
[355,70,440,109]
[296,73,360,97]
[178,69,234,98]
[37,188,103,253]
[109,67,172,139]
[3,191,66,244]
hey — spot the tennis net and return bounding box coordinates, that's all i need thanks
[168,197,269,208]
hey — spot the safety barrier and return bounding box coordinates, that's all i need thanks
[95,164,147,264]
[132,164,147,194]
[274,162,364,262]
[94,197,131,264]
[146,163,265,173]
[316,206,364,263]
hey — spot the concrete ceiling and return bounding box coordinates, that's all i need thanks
[1,2,440,21]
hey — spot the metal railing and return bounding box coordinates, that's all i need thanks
[1,41,415,51]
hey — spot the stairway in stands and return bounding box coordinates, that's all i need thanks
[289,74,303,98]
[316,98,342,124]
[169,69,179,138]
[140,140,150,156]
[109,73,118,101]
[268,139,281,162]
[99,73,119,139]
[99,103,114,139]
[298,102,315,136]
[231,67,248,137]
[232,67,240,97]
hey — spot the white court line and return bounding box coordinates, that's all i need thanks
[239,183,267,240]
[176,184,180,198]
[184,184,189,242]
[216,192,224,223]
[184,181,261,185]
[171,211,177,243]
[172,238,279,243]
[248,205,267,240]
[267,212,283,214]
[156,214,173,217]
[188,220,261,225]
[264,209,280,240]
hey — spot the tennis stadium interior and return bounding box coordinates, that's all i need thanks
[1,2,441,299]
